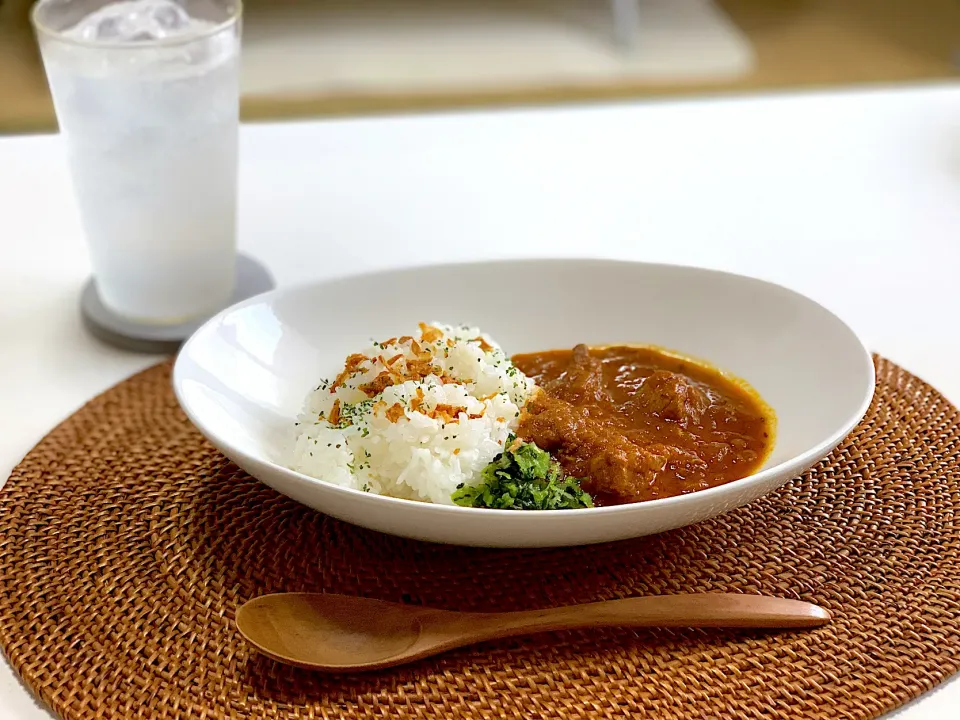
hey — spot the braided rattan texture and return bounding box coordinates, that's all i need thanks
[1,356,959,719]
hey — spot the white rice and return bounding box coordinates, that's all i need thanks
[287,323,536,504]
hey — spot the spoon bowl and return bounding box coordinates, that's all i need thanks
[236,592,832,671]
[238,594,424,668]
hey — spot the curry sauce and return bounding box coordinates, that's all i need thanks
[511,345,774,505]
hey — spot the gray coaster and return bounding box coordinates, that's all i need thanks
[80,253,275,354]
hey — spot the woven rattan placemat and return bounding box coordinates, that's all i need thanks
[1,356,959,719]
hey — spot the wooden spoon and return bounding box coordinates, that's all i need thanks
[236,592,831,671]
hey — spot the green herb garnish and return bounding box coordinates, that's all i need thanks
[452,436,593,510]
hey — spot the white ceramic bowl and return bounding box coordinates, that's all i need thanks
[173,259,875,548]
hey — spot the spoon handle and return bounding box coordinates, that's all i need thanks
[442,594,830,643]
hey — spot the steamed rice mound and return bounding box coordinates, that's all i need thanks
[289,323,536,504]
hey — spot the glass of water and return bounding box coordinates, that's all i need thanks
[32,0,241,324]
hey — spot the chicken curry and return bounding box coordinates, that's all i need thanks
[511,345,774,506]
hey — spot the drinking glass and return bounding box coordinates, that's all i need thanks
[32,0,241,324]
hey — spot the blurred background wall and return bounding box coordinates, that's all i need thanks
[1,0,958,133]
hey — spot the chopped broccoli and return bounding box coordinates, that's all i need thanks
[452,436,593,510]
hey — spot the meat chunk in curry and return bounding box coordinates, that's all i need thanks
[628,369,710,427]
[512,344,773,505]
[517,390,708,504]
[543,343,612,406]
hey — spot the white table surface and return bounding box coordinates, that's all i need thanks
[1,82,958,719]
